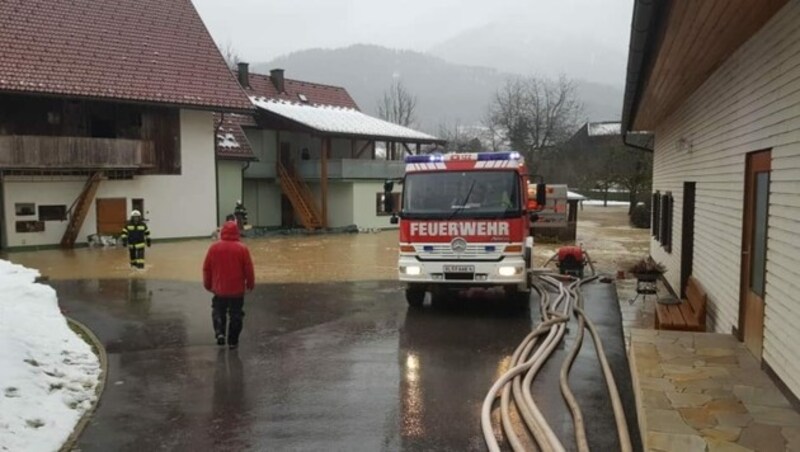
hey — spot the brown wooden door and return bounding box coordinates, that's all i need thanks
[739,150,771,358]
[96,198,127,235]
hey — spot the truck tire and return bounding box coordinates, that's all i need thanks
[406,288,425,308]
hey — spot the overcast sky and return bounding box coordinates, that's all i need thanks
[192,0,634,65]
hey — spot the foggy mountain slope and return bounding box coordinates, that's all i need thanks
[253,45,623,131]
[428,21,628,87]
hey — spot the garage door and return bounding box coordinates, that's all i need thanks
[96,198,127,235]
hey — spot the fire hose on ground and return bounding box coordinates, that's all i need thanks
[481,249,632,452]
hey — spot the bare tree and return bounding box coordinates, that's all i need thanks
[486,75,583,168]
[437,120,483,153]
[613,147,653,215]
[377,80,418,127]
[220,40,241,70]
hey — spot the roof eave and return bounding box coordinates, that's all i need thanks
[0,88,255,114]
[216,153,258,161]
[621,0,664,140]
[255,107,445,145]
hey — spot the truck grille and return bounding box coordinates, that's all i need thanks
[417,244,503,261]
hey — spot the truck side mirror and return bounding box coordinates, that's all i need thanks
[529,213,539,223]
[536,183,547,206]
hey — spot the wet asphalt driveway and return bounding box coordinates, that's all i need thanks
[53,277,640,451]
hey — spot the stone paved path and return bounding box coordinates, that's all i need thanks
[629,329,800,451]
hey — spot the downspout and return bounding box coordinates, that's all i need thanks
[214,113,224,225]
[241,160,250,220]
[623,132,654,152]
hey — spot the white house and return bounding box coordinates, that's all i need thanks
[0,0,252,250]
[216,65,445,231]
[623,0,800,399]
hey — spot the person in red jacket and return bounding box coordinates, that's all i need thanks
[203,221,255,349]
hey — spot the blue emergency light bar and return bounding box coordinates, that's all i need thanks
[477,151,522,161]
[404,151,521,163]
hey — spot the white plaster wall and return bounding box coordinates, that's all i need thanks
[307,182,353,228]
[352,181,397,230]
[2,110,217,247]
[243,179,281,227]
[217,160,243,225]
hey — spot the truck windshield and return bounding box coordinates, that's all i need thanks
[402,171,520,219]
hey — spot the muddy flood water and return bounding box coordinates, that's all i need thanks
[2,205,649,451]
[4,206,649,283]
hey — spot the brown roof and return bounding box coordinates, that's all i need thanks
[215,113,256,160]
[244,73,360,110]
[0,0,252,112]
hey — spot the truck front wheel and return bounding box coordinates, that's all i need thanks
[405,288,426,308]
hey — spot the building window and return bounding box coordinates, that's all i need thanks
[15,203,36,217]
[16,221,44,233]
[376,193,401,216]
[659,192,673,253]
[652,192,661,239]
[38,205,67,221]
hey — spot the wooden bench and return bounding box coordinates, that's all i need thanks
[655,276,707,331]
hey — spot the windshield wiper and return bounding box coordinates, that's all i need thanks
[446,180,476,221]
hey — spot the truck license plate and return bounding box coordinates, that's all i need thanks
[443,265,475,273]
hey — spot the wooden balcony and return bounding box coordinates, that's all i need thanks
[0,135,156,170]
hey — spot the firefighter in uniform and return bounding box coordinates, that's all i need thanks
[233,200,248,229]
[120,210,150,269]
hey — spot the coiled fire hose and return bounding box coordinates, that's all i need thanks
[481,250,632,452]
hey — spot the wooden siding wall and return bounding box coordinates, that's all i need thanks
[0,136,155,168]
[651,1,800,396]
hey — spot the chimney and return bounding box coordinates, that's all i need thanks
[237,62,250,88]
[270,68,285,93]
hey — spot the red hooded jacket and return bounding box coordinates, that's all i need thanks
[203,222,255,297]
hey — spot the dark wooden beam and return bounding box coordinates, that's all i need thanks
[415,143,421,155]
[355,140,373,158]
[402,142,412,156]
[350,139,356,158]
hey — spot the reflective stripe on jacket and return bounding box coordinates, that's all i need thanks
[120,222,150,245]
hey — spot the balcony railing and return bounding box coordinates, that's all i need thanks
[295,159,404,180]
[0,135,155,170]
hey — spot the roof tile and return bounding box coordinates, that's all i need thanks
[243,72,360,110]
[0,0,252,111]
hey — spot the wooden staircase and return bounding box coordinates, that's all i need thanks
[276,161,323,230]
[60,171,103,248]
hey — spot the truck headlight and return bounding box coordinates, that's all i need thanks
[401,265,422,276]
[498,266,521,277]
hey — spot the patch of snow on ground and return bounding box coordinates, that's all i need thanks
[582,200,631,206]
[0,260,101,452]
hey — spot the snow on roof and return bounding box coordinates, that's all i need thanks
[568,191,586,200]
[587,122,622,137]
[216,133,240,149]
[250,97,442,142]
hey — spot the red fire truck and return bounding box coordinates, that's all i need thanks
[386,151,545,307]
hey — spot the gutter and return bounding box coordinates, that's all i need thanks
[621,0,664,151]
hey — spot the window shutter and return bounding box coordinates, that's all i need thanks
[660,192,673,253]
[652,192,661,239]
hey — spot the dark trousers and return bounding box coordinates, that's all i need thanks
[212,296,245,344]
[128,246,145,268]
